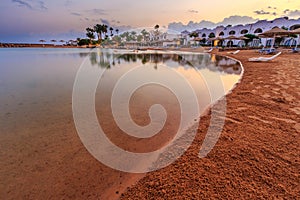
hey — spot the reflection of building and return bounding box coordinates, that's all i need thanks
[181,17,300,47]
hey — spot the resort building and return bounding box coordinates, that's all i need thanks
[181,17,300,47]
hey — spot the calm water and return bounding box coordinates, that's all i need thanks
[0,48,242,198]
[0,48,242,135]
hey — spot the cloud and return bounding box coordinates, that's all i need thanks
[86,9,107,16]
[100,19,110,25]
[38,1,47,10]
[64,0,72,7]
[286,10,300,17]
[267,6,277,10]
[71,12,81,16]
[188,10,199,14]
[254,10,270,15]
[11,0,47,10]
[12,0,32,9]
[168,15,258,31]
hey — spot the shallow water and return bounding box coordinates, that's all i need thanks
[0,48,242,198]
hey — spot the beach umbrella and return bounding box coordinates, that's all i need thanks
[258,27,290,48]
[225,36,240,47]
[291,28,300,48]
[193,37,203,46]
[193,37,203,41]
[39,39,46,43]
[208,37,224,47]
[238,36,249,40]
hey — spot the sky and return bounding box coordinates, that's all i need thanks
[0,0,300,43]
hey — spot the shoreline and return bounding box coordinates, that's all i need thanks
[121,50,300,199]
[1,48,299,199]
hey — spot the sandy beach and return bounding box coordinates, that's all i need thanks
[0,49,299,199]
[120,50,300,199]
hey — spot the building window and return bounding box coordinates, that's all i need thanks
[219,32,225,36]
[254,28,263,34]
[229,30,236,35]
[208,33,215,38]
[290,24,300,30]
[240,29,248,34]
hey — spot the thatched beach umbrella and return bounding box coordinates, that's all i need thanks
[238,36,249,40]
[291,28,300,48]
[225,36,240,47]
[259,27,289,48]
[39,40,46,47]
[208,37,224,47]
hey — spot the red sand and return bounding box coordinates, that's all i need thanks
[120,50,300,199]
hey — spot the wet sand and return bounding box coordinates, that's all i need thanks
[121,50,300,199]
[1,49,299,199]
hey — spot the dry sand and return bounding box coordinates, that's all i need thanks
[0,49,299,199]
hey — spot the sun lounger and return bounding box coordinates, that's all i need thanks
[248,52,282,62]
[204,48,213,53]
[291,48,299,53]
[228,50,240,55]
[258,48,276,54]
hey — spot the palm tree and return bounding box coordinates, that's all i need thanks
[103,24,108,38]
[86,28,95,40]
[93,24,103,42]
[86,28,95,43]
[109,27,114,36]
[154,24,159,30]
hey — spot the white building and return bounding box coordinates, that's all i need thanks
[182,17,300,47]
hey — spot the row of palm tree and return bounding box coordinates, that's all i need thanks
[86,24,119,43]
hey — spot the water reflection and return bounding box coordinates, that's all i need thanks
[83,50,242,75]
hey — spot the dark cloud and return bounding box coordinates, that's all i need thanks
[12,0,33,9]
[11,0,47,10]
[268,6,277,10]
[188,10,199,14]
[100,19,110,25]
[86,9,107,15]
[38,1,47,10]
[254,10,270,15]
[71,12,81,16]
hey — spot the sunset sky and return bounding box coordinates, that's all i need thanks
[1,0,300,42]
